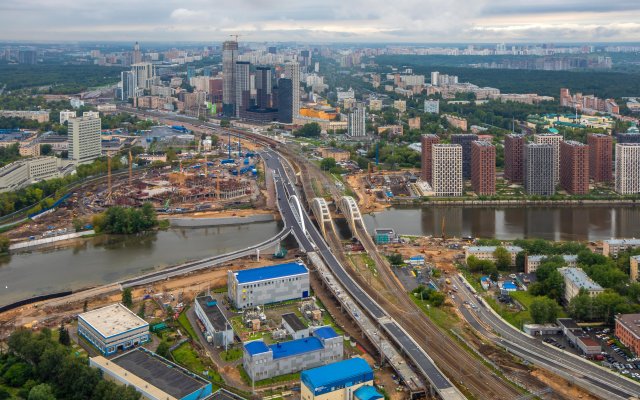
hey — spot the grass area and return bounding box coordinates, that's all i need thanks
[158,219,171,229]
[485,291,567,330]
[220,347,243,362]
[237,365,300,387]
[411,296,459,330]
[177,308,198,339]
[171,342,224,384]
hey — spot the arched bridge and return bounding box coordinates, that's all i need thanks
[311,197,332,236]
[339,196,364,235]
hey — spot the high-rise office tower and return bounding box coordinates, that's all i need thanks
[534,133,563,184]
[432,144,463,196]
[347,102,366,137]
[615,143,640,195]
[451,133,478,180]
[222,40,239,116]
[132,42,142,64]
[255,66,272,109]
[68,116,101,165]
[560,141,590,195]
[471,141,496,195]
[504,134,525,183]
[587,133,613,183]
[277,78,293,123]
[284,61,300,118]
[420,134,440,184]
[131,62,155,90]
[234,61,250,118]
[524,143,555,196]
[120,71,136,100]
[300,50,311,70]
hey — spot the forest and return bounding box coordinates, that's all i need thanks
[0,64,124,93]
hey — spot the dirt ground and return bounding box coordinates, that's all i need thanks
[160,208,275,220]
[345,174,389,213]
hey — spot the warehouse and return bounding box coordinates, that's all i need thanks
[90,348,212,400]
[194,295,234,347]
[227,261,310,309]
[282,313,310,340]
[78,303,149,356]
[300,357,382,400]
[243,326,343,381]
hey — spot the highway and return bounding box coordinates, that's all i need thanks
[262,150,466,400]
[454,274,640,400]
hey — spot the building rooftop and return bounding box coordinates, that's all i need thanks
[109,348,209,399]
[282,313,306,332]
[557,318,581,330]
[301,358,373,392]
[577,337,600,347]
[210,389,246,400]
[312,326,338,340]
[271,337,324,359]
[244,340,270,356]
[196,296,231,332]
[232,261,308,284]
[616,314,640,338]
[558,267,604,291]
[354,385,384,400]
[527,254,578,263]
[605,238,640,246]
[467,246,523,253]
[79,303,148,338]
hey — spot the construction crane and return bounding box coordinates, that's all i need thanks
[229,34,241,42]
[128,150,133,186]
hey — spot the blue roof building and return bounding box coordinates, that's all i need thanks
[300,358,375,399]
[243,326,343,381]
[227,260,310,309]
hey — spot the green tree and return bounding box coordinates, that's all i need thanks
[320,157,337,171]
[39,144,53,156]
[155,341,170,358]
[294,122,321,138]
[0,235,9,254]
[122,288,133,309]
[28,384,56,400]
[58,323,70,346]
[220,119,230,127]
[529,297,560,324]
[3,362,32,387]
[493,246,512,270]
[386,252,403,266]
[568,292,596,321]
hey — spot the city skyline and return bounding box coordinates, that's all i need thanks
[0,1,639,43]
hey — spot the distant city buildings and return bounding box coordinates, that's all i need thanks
[560,88,619,114]
[284,61,301,118]
[504,134,525,183]
[471,141,496,195]
[560,141,589,195]
[432,144,462,196]
[524,143,555,196]
[615,143,640,195]
[0,110,49,123]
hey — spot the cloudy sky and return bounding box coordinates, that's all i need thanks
[1,0,639,43]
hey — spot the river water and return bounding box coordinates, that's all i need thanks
[363,206,640,242]
[0,222,281,306]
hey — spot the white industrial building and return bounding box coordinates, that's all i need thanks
[194,296,234,347]
[78,303,150,356]
[0,156,75,193]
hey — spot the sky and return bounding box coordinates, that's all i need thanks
[1,0,639,43]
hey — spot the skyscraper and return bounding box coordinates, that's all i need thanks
[255,66,272,109]
[120,71,136,100]
[471,141,496,195]
[504,134,525,183]
[524,143,555,196]
[432,144,463,196]
[451,133,478,180]
[534,133,563,184]
[131,63,155,90]
[18,49,37,64]
[560,141,589,195]
[284,61,300,118]
[277,78,293,123]
[68,116,101,165]
[347,102,366,137]
[222,40,239,116]
[587,133,613,183]
[615,143,640,195]
[234,61,250,118]
[420,134,440,184]
[132,42,142,64]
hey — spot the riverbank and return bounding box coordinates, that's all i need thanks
[168,213,275,228]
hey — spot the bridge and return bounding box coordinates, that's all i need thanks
[339,196,364,234]
[310,197,332,236]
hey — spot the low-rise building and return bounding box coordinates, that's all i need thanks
[443,114,468,131]
[523,324,562,336]
[615,313,640,356]
[525,254,578,273]
[464,246,523,266]
[408,117,421,130]
[78,303,150,356]
[558,267,604,304]
[603,239,640,257]
[319,147,350,162]
[194,296,234,347]
[90,348,213,400]
[0,156,74,193]
[377,125,403,137]
[243,326,343,381]
[300,357,380,400]
[282,313,309,340]
[0,110,50,123]
[576,337,601,356]
[227,261,310,309]
[631,255,640,282]
[393,100,406,113]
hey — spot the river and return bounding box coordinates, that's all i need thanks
[363,206,640,242]
[0,221,281,306]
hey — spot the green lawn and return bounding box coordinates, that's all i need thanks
[220,347,243,362]
[177,309,198,339]
[485,291,567,329]
[171,342,224,384]
[411,296,459,330]
[237,365,300,387]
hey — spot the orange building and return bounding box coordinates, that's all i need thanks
[616,314,640,356]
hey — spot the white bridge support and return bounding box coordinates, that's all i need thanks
[288,194,306,236]
[311,197,332,236]
[339,196,364,235]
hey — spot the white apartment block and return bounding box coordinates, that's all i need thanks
[615,144,640,195]
[347,102,366,137]
[534,133,563,184]
[465,246,523,266]
[432,144,462,196]
[59,110,76,124]
[424,99,440,114]
[68,116,102,165]
[0,157,73,193]
[558,267,604,304]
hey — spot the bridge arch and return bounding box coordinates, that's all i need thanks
[288,195,306,235]
[339,196,363,235]
[311,197,332,236]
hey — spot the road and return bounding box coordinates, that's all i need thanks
[453,274,640,400]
